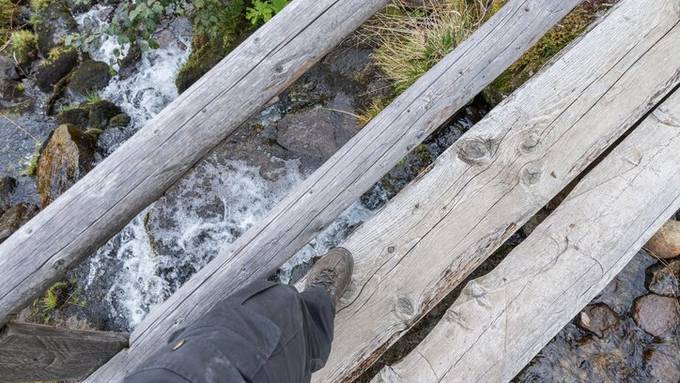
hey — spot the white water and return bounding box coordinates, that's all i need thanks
[74,6,378,329]
[76,5,192,129]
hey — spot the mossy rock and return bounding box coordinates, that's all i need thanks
[108,112,131,127]
[34,46,79,92]
[0,203,38,244]
[33,0,78,56]
[36,124,96,207]
[67,60,112,96]
[57,99,127,130]
[57,105,89,127]
[87,99,122,128]
[175,38,230,94]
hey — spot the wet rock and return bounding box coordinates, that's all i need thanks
[577,303,619,337]
[0,56,23,101]
[34,1,78,56]
[632,294,680,337]
[57,106,89,127]
[108,113,131,128]
[646,260,680,298]
[57,100,126,130]
[0,56,19,81]
[645,220,680,259]
[275,93,359,171]
[0,176,16,213]
[117,43,142,80]
[37,124,96,207]
[0,203,38,243]
[87,100,122,129]
[67,60,112,96]
[644,342,680,383]
[34,47,79,92]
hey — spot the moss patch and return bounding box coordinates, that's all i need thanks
[9,30,38,65]
[483,0,614,105]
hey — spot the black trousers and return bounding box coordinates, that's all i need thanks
[123,280,335,383]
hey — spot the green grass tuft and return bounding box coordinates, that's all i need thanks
[366,0,488,94]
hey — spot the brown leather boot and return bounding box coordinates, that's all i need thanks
[305,247,354,307]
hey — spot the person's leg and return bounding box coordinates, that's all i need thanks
[123,248,352,383]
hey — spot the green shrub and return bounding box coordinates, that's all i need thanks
[245,0,288,25]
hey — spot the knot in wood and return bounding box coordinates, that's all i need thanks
[394,296,416,322]
[520,161,543,186]
[456,136,498,166]
[519,132,540,153]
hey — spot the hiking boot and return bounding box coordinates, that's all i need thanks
[305,247,354,307]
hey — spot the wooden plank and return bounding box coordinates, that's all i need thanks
[87,1,583,380]
[0,322,128,382]
[0,0,390,325]
[308,1,680,381]
[373,89,680,383]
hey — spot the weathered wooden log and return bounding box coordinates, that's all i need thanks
[0,322,128,382]
[308,1,680,381]
[0,0,390,324]
[373,88,680,383]
[87,1,582,380]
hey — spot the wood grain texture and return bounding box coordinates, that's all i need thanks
[311,1,680,381]
[374,89,680,383]
[87,1,581,381]
[0,322,128,382]
[0,0,389,325]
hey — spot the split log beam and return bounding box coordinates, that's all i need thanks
[309,1,680,381]
[0,322,128,382]
[374,88,680,383]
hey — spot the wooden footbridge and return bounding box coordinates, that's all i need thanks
[1,0,679,381]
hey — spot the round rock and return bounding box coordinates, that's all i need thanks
[577,303,619,338]
[633,294,679,337]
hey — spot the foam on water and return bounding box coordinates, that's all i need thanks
[83,157,305,328]
[76,5,192,129]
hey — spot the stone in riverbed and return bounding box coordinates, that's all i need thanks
[87,100,122,129]
[0,203,38,243]
[644,220,680,259]
[34,47,79,92]
[0,176,17,213]
[577,303,619,337]
[0,56,23,101]
[644,341,680,383]
[37,124,96,207]
[646,260,680,298]
[57,100,127,130]
[33,1,78,56]
[67,60,112,97]
[108,113,131,128]
[632,294,679,337]
[57,106,89,127]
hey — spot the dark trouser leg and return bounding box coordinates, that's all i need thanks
[241,283,335,382]
[124,280,335,383]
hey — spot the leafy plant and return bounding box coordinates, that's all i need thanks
[245,0,288,25]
